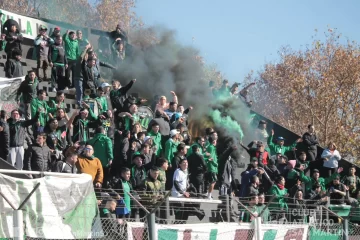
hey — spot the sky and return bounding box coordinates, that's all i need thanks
[134,0,360,83]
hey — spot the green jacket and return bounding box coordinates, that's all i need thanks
[267,135,297,155]
[187,142,203,157]
[148,130,162,156]
[239,205,258,222]
[300,171,338,193]
[205,144,218,173]
[30,98,57,126]
[165,138,179,162]
[87,133,113,167]
[96,96,108,112]
[268,184,288,210]
[257,204,270,223]
[63,33,79,60]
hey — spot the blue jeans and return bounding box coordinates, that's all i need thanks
[75,77,83,106]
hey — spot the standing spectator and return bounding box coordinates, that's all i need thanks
[110,79,135,119]
[109,24,128,44]
[302,124,319,162]
[155,91,178,113]
[321,142,341,178]
[188,145,207,194]
[15,70,39,120]
[341,165,360,199]
[240,141,269,167]
[73,45,90,106]
[257,193,270,223]
[76,30,90,53]
[111,167,132,218]
[187,136,205,156]
[45,118,67,162]
[50,27,61,40]
[305,184,328,206]
[63,30,79,89]
[164,102,177,120]
[30,90,58,137]
[130,153,147,190]
[268,176,289,213]
[112,38,126,65]
[205,137,218,199]
[239,194,259,223]
[76,145,103,186]
[140,143,155,169]
[26,133,52,178]
[87,127,113,168]
[48,36,68,91]
[299,168,343,193]
[49,91,68,115]
[34,25,54,81]
[255,120,269,151]
[156,158,168,191]
[5,23,23,58]
[141,166,163,209]
[8,109,39,169]
[328,176,347,205]
[95,87,108,112]
[0,110,10,160]
[82,57,98,96]
[69,108,97,143]
[268,129,301,156]
[148,122,162,157]
[5,48,23,78]
[165,129,180,164]
[53,149,78,174]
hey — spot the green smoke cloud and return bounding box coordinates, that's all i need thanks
[209,109,244,140]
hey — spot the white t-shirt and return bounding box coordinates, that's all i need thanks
[171,168,188,197]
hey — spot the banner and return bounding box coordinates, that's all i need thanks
[0,173,103,239]
[0,9,77,39]
[0,76,24,113]
[126,222,309,240]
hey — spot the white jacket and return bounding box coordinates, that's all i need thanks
[321,149,341,168]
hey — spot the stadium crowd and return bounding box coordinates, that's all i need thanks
[0,21,359,227]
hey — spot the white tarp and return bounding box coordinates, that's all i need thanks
[0,173,103,239]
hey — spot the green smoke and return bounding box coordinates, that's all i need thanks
[209,109,244,140]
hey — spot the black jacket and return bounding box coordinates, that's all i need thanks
[82,61,97,93]
[221,156,237,191]
[5,58,23,78]
[16,76,40,103]
[172,154,186,169]
[26,143,52,171]
[48,44,68,64]
[302,132,319,150]
[5,32,23,55]
[188,152,207,175]
[0,120,10,160]
[147,118,170,136]
[7,113,39,147]
[53,161,78,174]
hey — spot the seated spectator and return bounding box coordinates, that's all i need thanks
[5,48,23,78]
[239,193,258,223]
[76,145,103,186]
[26,133,52,178]
[130,153,147,190]
[267,129,301,156]
[302,124,319,162]
[53,151,78,174]
[15,70,39,120]
[321,142,341,178]
[328,176,347,205]
[341,165,360,199]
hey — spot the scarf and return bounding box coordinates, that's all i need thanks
[277,183,285,190]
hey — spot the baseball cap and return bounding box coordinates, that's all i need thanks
[39,25,47,31]
[132,152,145,160]
[54,27,60,31]
[277,137,285,141]
[101,82,111,88]
[170,129,180,137]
